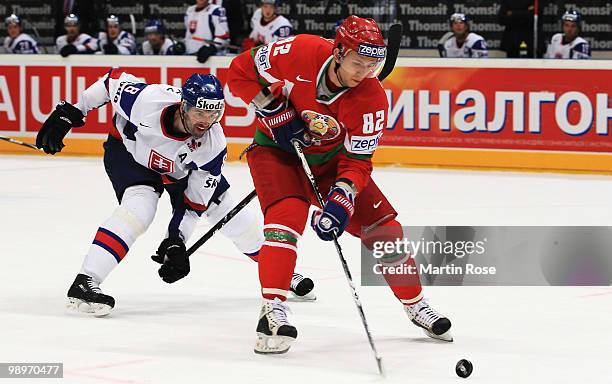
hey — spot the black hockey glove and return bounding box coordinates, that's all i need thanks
[60,44,78,57]
[102,43,119,55]
[152,237,190,284]
[36,101,85,154]
[196,44,217,63]
[172,41,186,55]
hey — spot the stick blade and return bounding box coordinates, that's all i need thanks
[377,356,386,377]
[378,23,402,81]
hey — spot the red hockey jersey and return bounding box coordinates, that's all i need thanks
[227,34,388,192]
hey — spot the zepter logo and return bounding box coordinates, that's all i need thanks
[301,110,341,142]
[357,43,386,59]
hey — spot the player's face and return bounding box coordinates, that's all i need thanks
[7,24,20,38]
[107,24,120,39]
[563,21,579,40]
[196,0,207,7]
[65,25,79,38]
[146,32,163,48]
[452,21,467,37]
[337,50,384,87]
[183,105,221,139]
[261,4,276,20]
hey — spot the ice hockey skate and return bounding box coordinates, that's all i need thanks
[255,298,297,354]
[404,299,453,342]
[289,272,316,301]
[66,274,115,317]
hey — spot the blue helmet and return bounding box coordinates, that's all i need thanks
[181,74,225,123]
[144,19,165,35]
[562,10,583,29]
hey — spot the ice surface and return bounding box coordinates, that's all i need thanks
[1,155,611,383]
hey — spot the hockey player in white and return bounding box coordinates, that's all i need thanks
[56,14,98,57]
[438,13,488,58]
[249,0,293,45]
[184,0,230,63]
[545,10,591,60]
[35,72,315,316]
[140,19,185,56]
[3,14,39,54]
[97,15,137,55]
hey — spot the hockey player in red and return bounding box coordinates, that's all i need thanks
[228,15,452,354]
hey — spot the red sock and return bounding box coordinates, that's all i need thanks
[259,198,309,301]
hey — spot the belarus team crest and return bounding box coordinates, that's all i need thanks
[301,110,341,142]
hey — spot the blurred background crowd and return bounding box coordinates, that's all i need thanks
[1,0,611,60]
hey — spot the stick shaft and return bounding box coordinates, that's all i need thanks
[292,141,384,376]
[0,135,40,151]
[185,189,257,257]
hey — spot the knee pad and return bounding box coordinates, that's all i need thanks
[220,203,265,255]
[115,185,159,237]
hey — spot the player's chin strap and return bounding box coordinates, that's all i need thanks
[333,48,348,88]
[179,101,190,135]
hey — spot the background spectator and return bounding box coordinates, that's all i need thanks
[3,14,39,54]
[97,15,137,55]
[246,0,293,48]
[438,13,487,58]
[184,0,230,63]
[544,10,591,59]
[140,19,185,55]
[56,13,98,57]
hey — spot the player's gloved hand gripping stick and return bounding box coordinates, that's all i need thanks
[254,82,311,153]
[35,101,85,154]
[311,179,356,241]
[151,190,258,282]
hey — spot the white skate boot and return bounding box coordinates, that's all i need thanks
[289,272,316,301]
[255,298,297,354]
[404,299,453,342]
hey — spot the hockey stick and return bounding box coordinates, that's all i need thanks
[533,0,539,58]
[377,23,402,82]
[129,14,137,36]
[185,189,257,257]
[292,141,385,376]
[0,135,40,151]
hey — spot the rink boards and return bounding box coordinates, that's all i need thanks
[0,54,611,173]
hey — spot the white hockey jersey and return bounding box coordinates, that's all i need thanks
[544,33,591,59]
[439,32,488,58]
[75,69,228,239]
[97,30,137,55]
[56,33,98,53]
[249,14,294,44]
[141,38,177,55]
[184,3,230,54]
[3,33,39,54]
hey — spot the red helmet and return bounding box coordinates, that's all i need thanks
[334,15,386,60]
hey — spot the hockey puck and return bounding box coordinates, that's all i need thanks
[455,359,473,378]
